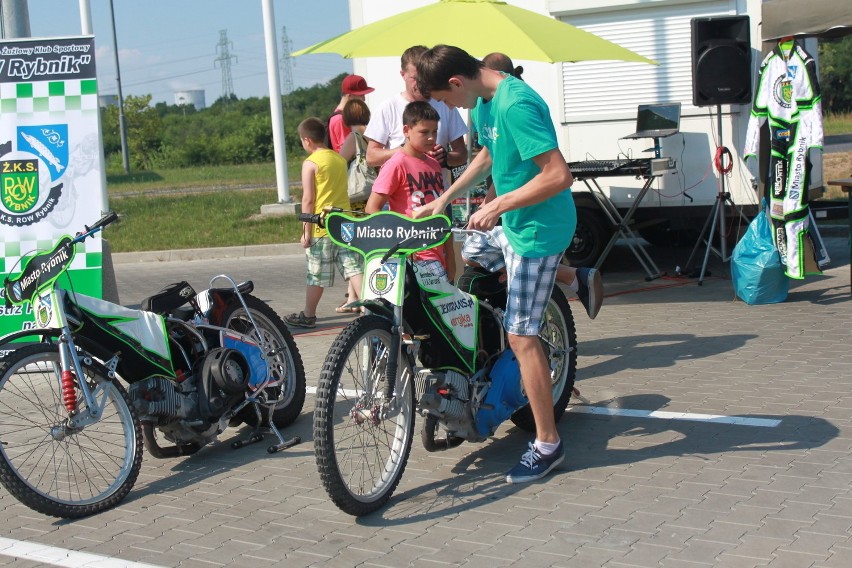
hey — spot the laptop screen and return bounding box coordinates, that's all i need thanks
[634,103,681,134]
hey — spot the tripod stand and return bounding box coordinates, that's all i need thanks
[684,105,749,285]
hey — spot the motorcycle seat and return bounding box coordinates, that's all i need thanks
[141,281,196,314]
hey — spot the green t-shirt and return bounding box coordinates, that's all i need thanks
[473,76,576,257]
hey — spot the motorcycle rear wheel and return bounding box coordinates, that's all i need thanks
[0,344,142,518]
[220,294,306,428]
[314,315,415,516]
[510,286,577,431]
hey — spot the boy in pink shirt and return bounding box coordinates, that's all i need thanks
[365,101,456,281]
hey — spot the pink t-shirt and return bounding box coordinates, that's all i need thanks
[328,113,350,153]
[372,151,446,265]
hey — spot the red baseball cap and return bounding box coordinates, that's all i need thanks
[341,74,375,96]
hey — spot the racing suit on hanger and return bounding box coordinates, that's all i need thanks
[744,39,823,280]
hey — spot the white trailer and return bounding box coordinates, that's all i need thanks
[347,0,824,267]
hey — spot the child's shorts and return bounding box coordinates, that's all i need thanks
[306,237,362,287]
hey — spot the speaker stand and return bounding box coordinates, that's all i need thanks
[683,105,747,285]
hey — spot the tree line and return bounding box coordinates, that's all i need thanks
[101,36,852,172]
[100,73,347,171]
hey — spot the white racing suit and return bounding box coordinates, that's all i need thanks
[744,40,823,279]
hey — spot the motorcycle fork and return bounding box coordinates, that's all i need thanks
[381,303,405,400]
[56,328,103,427]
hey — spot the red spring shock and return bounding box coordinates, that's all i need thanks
[61,370,77,413]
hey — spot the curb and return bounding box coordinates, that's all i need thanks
[110,227,848,264]
[111,243,305,264]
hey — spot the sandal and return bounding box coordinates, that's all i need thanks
[283,311,317,328]
[336,293,359,314]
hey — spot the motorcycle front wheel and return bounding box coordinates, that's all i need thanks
[0,344,142,518]
[314,315,415,516]
[510,286,578,431]
[220,294,306,428]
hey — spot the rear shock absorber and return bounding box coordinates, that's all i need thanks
[61,370,77,413]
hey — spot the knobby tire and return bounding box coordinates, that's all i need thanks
[0,344,143,518]
[313,315,415,516]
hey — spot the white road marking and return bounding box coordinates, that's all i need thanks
[0,537,167,568]
[306,386,781,428]
[567,405,781,427]
[307,385,360,397]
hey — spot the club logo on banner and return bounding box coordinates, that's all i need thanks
[0,35,104,337]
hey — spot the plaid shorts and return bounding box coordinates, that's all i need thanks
[462,226,560,336]
[306,237,363,287]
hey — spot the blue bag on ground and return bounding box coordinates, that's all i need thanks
[731,201,788,304]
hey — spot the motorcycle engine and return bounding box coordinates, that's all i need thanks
[417,369,481,440]
[129,348,250,428]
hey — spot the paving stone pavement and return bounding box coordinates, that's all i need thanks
[0,235,849,568]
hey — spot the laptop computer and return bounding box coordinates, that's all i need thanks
[622,103,681,139]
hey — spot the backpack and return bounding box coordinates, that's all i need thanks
[347,131,377,204]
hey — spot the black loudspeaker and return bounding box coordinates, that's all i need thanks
[691,16,751,106]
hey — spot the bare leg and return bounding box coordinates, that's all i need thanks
[304,285,324,318]
[507,333,558,443]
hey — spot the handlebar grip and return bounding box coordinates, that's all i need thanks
[298,213,322,224]
[92,211,119,230]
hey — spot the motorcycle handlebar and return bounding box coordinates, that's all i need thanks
[74,211,119,244]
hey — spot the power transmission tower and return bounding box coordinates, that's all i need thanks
[279,26,295,95]
[214,29,237,100]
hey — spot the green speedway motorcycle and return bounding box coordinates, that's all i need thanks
[304,209,577,516]
[0,212,305,517]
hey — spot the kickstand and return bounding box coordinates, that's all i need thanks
[266,422,301,454]
[231,430,264,449]
[230,401,300,453]
[265,402,301,454]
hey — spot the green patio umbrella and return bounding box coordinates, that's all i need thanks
[292,0,655,65]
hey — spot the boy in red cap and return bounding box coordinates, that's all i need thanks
[328,75,374,153]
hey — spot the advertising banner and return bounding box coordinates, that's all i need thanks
[0,36,104,337]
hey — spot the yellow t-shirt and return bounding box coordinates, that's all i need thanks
[306,148,349,238]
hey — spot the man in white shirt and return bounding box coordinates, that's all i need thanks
[365,45,468,185]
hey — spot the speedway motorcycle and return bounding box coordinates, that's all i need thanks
[303,209,577,516]
[0,212,305,518]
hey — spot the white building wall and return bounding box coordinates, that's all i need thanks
[345,0,806,216]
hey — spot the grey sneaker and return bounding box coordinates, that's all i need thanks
[506,440,564,484]
[283,311,317,328]
[575,267,603,320]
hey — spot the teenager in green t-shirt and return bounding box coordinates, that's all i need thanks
[412,45,599,485]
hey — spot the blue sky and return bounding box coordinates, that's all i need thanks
[24,0,353,105]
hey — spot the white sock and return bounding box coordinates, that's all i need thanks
[568,277,579,292]
[534,439,560,455]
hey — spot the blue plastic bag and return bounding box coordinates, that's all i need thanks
[731,200,789,304]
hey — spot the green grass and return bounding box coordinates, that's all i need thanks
[106,160,303,195]
[105,189,304,252]
[824,111,852,136]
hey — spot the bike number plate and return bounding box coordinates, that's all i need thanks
[32,289,62,329]
[362,256,403,305]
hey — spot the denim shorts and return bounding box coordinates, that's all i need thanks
[462,226,560,336]
[306,237,363,287]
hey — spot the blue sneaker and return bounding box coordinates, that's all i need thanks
[505,441,564,484]
[575,267,603,320]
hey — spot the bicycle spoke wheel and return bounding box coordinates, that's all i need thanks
[314,315,415,516]
[0,344,142,518]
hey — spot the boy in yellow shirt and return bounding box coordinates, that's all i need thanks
[284,118,363,328]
